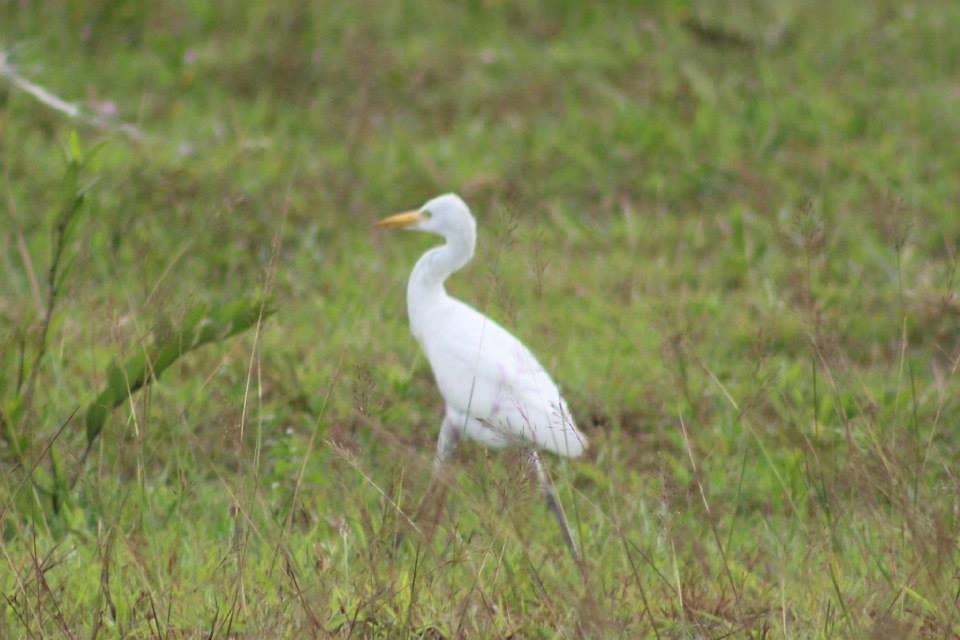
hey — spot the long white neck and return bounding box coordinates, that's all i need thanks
[407,225,476,328]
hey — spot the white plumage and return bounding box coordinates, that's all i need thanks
[376,193,588,462]
[415,292,585,456]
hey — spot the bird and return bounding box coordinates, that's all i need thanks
[375,193,588,559]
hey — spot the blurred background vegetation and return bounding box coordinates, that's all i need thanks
[2,1,959,637]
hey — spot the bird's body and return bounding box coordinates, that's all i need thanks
[375,193,587,558]
[411,287,584,456]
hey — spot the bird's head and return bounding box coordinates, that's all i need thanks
[374,193,476,240]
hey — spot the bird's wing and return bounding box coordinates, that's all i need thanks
[421,299,587,457]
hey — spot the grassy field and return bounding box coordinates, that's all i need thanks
[2,1,960,637]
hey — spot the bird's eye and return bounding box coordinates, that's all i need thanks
[420,209,432,219]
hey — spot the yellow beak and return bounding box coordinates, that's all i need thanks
[374,210,426,229]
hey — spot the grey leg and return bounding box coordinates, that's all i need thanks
[415,417,460,535]
[528,450,581,561]
[433,416,461,476]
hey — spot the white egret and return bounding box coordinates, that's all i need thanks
[375,193,588,559]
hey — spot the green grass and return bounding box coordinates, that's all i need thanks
[2,0,959,637]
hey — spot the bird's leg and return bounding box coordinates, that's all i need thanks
[414,417,460,536]
[527,449,581,562]
[432,416,461,478]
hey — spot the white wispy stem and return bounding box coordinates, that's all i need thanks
[0,50,148,141]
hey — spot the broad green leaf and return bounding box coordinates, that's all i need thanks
[84,297,273,445]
